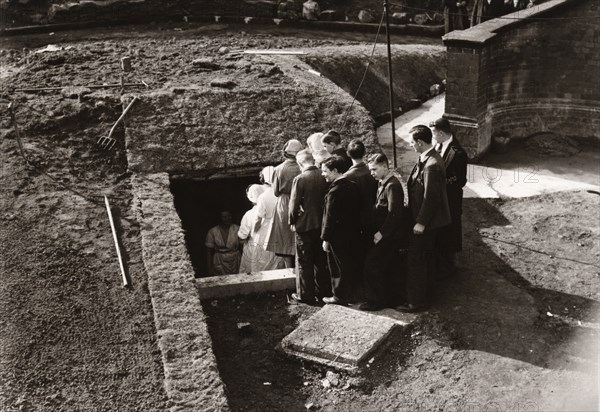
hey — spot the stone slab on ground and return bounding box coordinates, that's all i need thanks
[197,268,295,299]
[281,304,409,371]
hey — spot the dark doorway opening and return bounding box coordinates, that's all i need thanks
[170,175,260,278]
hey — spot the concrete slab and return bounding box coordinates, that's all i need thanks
[196,268,295,299]
[281,305,410,371]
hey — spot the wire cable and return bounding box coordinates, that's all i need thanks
[480,233,600,269]
[339,9,385,132]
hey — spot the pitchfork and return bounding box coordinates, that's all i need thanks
[97,96,138,150]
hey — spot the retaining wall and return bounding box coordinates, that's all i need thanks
[132,173,229,411]
[443,0,600,159]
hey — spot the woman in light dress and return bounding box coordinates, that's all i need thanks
[238,184,284,273]
[253,167,286,271]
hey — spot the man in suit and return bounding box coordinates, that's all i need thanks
[359,153,406,311]
[398,125,451,312]
[344,139,377,299]
[289,150,331,304]
[321,130,352,173]
[430,118,468,279]
[320,155,362,305]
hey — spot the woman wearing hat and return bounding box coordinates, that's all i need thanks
[239,184,284,273]
[265,139,303,268]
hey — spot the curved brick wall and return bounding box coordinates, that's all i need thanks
[443,0,600,158]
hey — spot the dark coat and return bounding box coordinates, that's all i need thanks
[374,173,405,241]
[440,137,468,251]
[407,149,451,232]
[344,161,378,236]
[289,166,329,233]
[321,177,361,243]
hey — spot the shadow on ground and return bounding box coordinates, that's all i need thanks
[430,196,599,372]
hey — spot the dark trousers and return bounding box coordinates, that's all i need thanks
[407,230,437,307]
[327,239,360,302]
[363,238,402,307]
[435,216,462,279]
[353,232,373,302]
[295,230,330,300]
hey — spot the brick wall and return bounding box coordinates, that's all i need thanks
[443,0,600,159]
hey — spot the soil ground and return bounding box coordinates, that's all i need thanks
[204,189,600,411]
[1,22,598,411]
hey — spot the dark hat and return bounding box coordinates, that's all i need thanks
[429,117,452,133]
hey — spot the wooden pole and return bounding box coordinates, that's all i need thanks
[384,0,398,168]
[104,196,129,287]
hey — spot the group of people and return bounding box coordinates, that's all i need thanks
[445,0,537,33]
[205,119,467,313]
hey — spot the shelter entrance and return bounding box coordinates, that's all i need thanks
[170,174,260,278]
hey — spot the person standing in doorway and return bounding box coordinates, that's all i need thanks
[289,150,331,304]
[399,125,450,312]
[431,118,468,279]
[320,155,362,305]
[205,210,242,276]
[267,139,303,268]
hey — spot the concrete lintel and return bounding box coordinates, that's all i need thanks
[196,269,295,299]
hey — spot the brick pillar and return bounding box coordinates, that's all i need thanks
[442,30,495,160]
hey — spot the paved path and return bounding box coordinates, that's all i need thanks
[377,94,600,198]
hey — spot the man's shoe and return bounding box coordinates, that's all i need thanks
[395,303,429,313]
[322,296,347,306]
[289,293,315,305]
[358,302,383,311]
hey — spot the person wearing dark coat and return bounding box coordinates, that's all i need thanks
[320,155,362,305]
[444,0,469,33]
[289,150,331,304]
[359,153,406,311]
[343,139,378,300]
[398,125,451,312]
[321,130,352,173]
[431,118,468,279]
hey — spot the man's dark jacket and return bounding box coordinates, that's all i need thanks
[407,149,451,232]
[344,162,377,236]
[440,137,468,251]
[374,173,405,241]
[289,166,328,233]
[321,177,361,243]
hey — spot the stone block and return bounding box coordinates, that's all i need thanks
[280,304,411,371]
[196,268,295,299]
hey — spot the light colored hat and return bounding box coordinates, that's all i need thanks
[247,184,266,204]
[261,166,275,185]
[284,139,304,155]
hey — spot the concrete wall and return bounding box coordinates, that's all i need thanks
[443,0,600,159]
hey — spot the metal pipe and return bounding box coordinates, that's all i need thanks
[383,0,398,168]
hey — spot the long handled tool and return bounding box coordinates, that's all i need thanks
[104,196,129,287]
[97,96,138,150]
